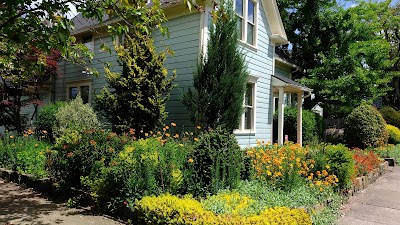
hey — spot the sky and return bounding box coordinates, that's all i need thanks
[340,0,400,8]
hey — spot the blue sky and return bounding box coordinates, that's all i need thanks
[340,0,399,8]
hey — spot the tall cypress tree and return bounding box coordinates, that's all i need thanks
[96,0,176,133]
[182,1,249,133]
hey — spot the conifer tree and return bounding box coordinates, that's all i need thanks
[96,0,175,133]
[182,1,249,132]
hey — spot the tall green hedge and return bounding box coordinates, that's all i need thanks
[379,106,400,128]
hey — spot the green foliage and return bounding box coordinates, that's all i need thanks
[187,127,244,196]
[182,2,249,132]
[54,95,102,141]
[81,137,191,208]
[344,104,388,148]
[273,107,324,144]
[320,144,355,189]
[47,129,124,187]
[380,106,400,128]
[135,193,312,225]
[96,0,174,134]
[387,125,400,144]
[36,101,66,141]
[0,135,50,178]
[278,0,399,117]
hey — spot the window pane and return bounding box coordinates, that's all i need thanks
[244,107,252,130]
[247,23,254,45]
[80,86,90,104]
[245,83,253,106]
[69,87,78,100]
[237,17,243,39]
[235,0,243,16]
[248,0,255,23]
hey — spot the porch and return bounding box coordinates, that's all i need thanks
[272,74,313,145]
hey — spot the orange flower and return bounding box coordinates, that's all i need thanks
[188,158,194,163]
[196,125,201,129]
[67,152,74,157]
[174,134,179,138]
[9,135,14,139]
[89,140,96,146]
[145,133,149,137]
[171,122,177,127]
[194,138,199,142]
[165,133,171,137]
[165,126,169,130]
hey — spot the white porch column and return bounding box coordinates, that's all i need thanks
[278,87,285,145]
[297,92,304,146]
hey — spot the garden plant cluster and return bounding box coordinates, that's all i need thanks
[0,99,397,225]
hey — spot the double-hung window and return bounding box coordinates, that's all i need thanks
[235,0,257,46]
[67,81,91,104]
[235,76,258,134]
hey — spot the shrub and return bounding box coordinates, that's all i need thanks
[379,106,400,128]
[47,129,124,187]
[344,104,388,148]
[135,194,312,225]
[188,127,244,196]
[386,125,400,144]
[273,107,324,144]
[0,134,50,178]
[36,101,66,142]
[353,149,383,177]
[53,95,102,140]
[246,143,337,191]
[202,191,256,216]
[323,144,355,189]
[80,137,192,209]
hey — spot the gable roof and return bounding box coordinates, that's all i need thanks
[70,0,288,45]
[263,0,288,45]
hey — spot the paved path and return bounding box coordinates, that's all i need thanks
[339,166,400,225]
[0,180,124,225]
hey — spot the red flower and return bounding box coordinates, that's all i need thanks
[123,201,128,205]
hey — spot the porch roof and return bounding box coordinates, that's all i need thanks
[272,74,313,93]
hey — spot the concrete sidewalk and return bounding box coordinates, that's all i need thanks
[339,166,400,225]
[0,180,124,225]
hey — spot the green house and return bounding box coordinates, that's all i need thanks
[20,0,312,146]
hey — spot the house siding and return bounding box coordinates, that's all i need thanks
[153,13,201,128]
[234,0,275,147]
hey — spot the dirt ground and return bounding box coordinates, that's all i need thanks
[0,179,124,225]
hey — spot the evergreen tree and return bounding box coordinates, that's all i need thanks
[96,0,175,133]
[182,1,249,132]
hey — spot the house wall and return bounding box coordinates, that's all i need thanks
[54,12,201,128]
[153,13,201,128]
[232,0,275,147]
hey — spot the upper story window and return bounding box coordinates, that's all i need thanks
[235,0,257,46]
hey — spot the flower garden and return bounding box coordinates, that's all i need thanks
[0,98,398,225]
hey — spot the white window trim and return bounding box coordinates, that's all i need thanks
[66,80,92,104]
[234,75,258,135]
[236,0,258,48]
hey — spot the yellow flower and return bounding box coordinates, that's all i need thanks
[267,170,272,176]
[35,144,39,147]
[196,125,201,129]
[145,133,149,137]
[165,126,169,130]
[157,131,161,135]
[188,158,194,163]
[179,144,184,147]
[194,138,199,142]
[9,135,14,139]
[165,133,171,137]
[326,165,330,169]
[39,152,43,155]
[319,188,324,192]
[174,134,179,138]
[171,122,177,127]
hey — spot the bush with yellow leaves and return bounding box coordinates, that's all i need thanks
[135,194,312,225]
